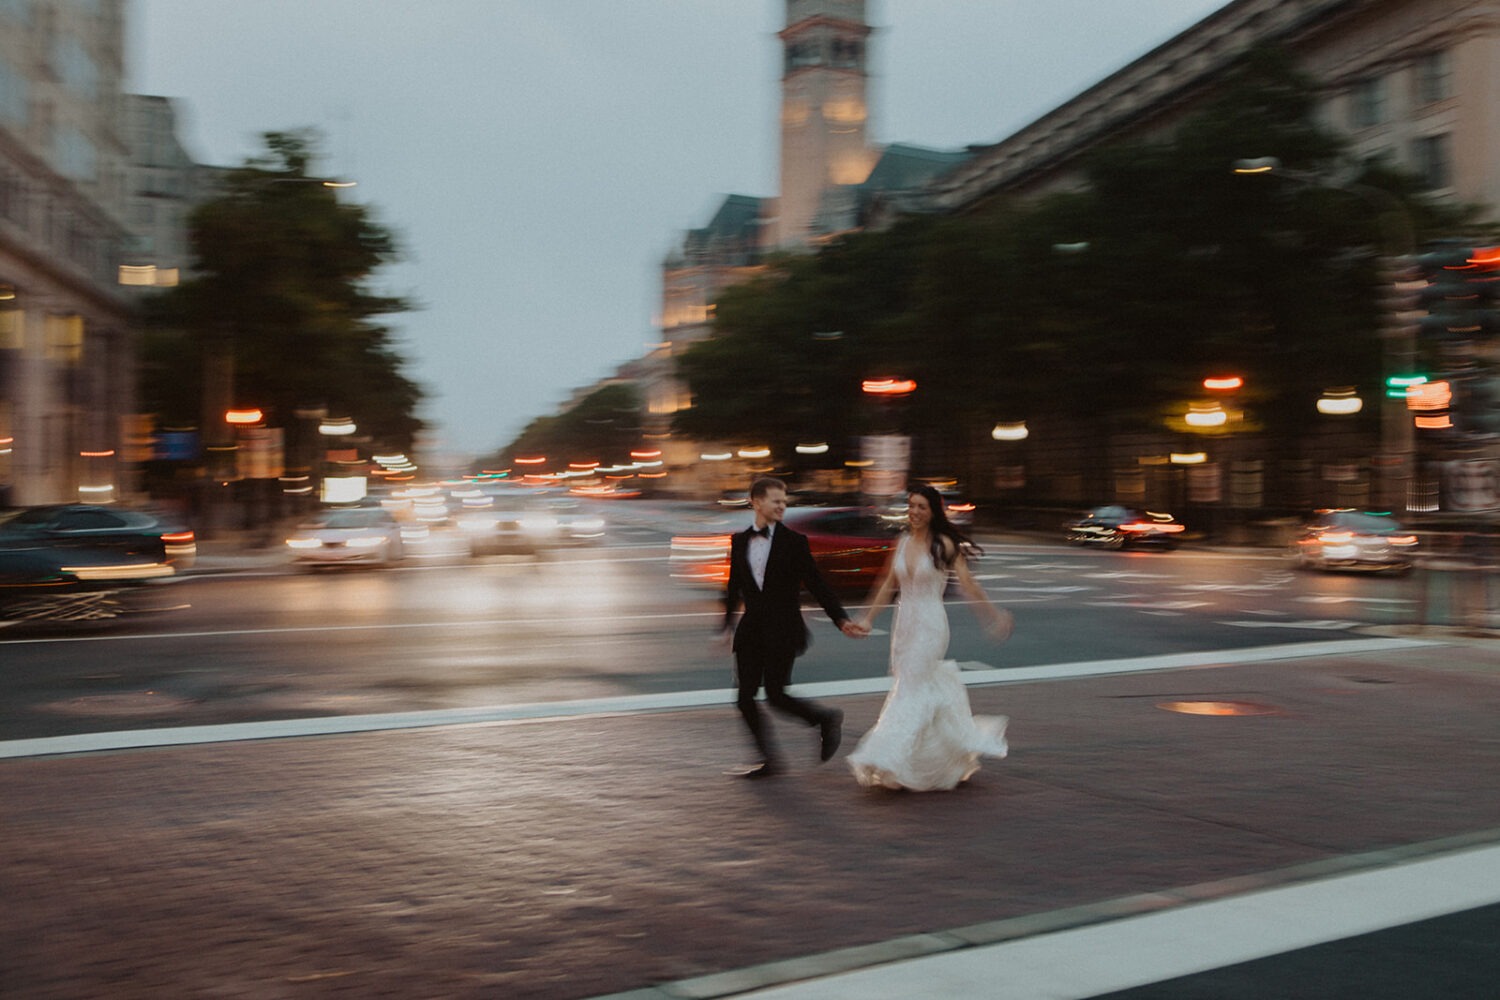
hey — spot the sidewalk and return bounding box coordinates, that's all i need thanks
[4,640,1498,999]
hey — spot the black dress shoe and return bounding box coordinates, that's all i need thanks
[819,709,844,762]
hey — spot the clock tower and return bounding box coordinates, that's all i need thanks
[769,0,877,250]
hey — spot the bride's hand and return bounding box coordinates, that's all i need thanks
[985,607,1014,642]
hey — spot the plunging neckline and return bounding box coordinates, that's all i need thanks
[902,532,928,579]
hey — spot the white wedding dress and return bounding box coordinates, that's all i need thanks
[848,535,1009,791]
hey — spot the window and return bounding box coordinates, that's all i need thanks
[1349,77,1386,129]
[51,35,99,100]
[53,125,96,182]
[44,313,83,364]
[0,57,25,127]
[1411,133,1453,190]
[1414,50,1451,104]
[56,509,126,531]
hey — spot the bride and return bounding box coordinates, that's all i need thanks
[848,483,1013,791]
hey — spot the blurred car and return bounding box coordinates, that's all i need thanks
[670,506,899,592]
[1066,505,1185,550]
[939,492,977,528]
[458,491,604,556]
[0,503,196,579]
[0,505,196,626]
[880,491,977,529]
[1290,509,1418,573]
[285,506,405,567]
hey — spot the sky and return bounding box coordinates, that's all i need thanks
[127,1,1228,461]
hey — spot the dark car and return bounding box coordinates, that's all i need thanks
[1066,505,1185,550]
[0,504,196,625]
[670,506,899,592]
[0,504,196,577]
[1290,509,1418,573]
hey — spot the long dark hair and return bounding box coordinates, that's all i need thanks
[907,482,982,570]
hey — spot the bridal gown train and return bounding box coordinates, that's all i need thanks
[848,535,1009,791]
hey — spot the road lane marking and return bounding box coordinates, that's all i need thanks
[1219,619,1361,630]
[0,638,1438,759]
[710,840,1500,1000]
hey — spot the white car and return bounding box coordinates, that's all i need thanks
[458,491,604,556]
[1291,510,1417,573]
[285,507,406,567]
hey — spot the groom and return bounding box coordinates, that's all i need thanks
[722,476,865,778]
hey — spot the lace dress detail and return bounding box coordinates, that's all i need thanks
[848,535,1009,791]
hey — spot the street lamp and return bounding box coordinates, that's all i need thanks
[1317,387,1365,416]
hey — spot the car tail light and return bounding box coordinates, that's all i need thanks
[1321,531,1354,543]
[1389,535,1418,546]
[161,531,195,544]
[1121,521,1183,533]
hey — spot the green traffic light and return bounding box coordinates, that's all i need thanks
[1385,374,1427,399]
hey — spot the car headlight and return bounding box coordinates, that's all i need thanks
[287,537,322,549]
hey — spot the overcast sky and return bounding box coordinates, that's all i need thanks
[127,1,1227,460]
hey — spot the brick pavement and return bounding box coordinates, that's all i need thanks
[2,642,1498,999]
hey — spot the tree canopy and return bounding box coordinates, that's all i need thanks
[671,46,1475,470]
[139,130,423,451]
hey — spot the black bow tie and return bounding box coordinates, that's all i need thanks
[750,526,770,538]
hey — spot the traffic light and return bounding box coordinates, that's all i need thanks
[1415,244,1500,342]
[1413,244,1500,439]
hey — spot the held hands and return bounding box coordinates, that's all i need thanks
[840,619,870,638]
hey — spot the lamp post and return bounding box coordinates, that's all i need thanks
[861,377,915,501]
[990,421,1028,497]
[1233,157,1417,511]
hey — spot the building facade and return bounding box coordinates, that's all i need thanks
[929,0,1498,218]
[119,94,220,295]
[0,0,135,505]
[919,0,1498,514]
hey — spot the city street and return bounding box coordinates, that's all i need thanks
[0,501,1441,742]
[3,633,1497,999]
[2,501,1497,997]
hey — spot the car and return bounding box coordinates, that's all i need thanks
[1066,505,1185,550]
[285,506,405,567]
[1290,509,1418,573]
[670,506,899,592]
[0,503,196,578]
[457,489,604,555]
[0,504,197,626]
[878,490,977,529]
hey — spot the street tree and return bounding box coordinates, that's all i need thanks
[492,383,643,470]
[139,130,422,453]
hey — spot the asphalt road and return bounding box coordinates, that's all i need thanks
[0,501,1445,742]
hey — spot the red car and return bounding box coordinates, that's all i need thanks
[670,506,898,592]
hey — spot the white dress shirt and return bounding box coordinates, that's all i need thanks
[748,523,774,589]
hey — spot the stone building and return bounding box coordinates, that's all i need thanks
[0,0,134,505]
[929,0,1498,215]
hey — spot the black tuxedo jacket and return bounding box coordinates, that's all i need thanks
[723,523,849,658]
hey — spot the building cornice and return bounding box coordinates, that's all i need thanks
[925,0,1379,212]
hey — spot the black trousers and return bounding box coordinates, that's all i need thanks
[734,642,831,762]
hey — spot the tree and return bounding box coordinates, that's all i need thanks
[492,383,643,469]
[140,130,422,452]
